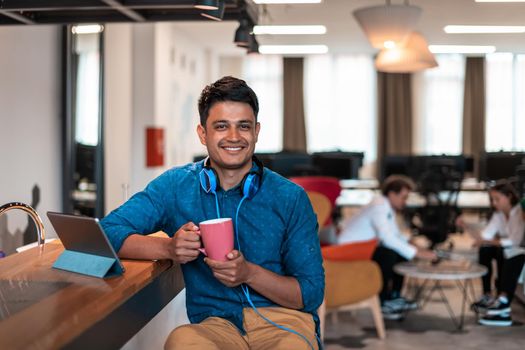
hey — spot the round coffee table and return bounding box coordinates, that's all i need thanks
[394,260,487,331]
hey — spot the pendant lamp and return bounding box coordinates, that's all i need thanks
[353,2,422,49]
[375,32,438,73]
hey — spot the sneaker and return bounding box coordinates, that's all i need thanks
[471,295,493,313]
[485,297,511,316]
[386,297,418,311]
[381,303,403,320]
[479,312,513,327]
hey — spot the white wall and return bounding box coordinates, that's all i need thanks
[130,24,159,195]
[219,56,243,78]
[0,25,62,253]
[119,23,209,197]
[168,24,208,166]
[104,24,133,213]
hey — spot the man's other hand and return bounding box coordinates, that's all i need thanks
[170,222,201,264]
[204,250,253,287]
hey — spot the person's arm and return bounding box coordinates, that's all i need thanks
[499,210,524,248]
[118,222,202,264]
[480,212,501,244]
[101,171,202,264]
[118,234,173,260]
[370,205,417,260]
[205,251,303,309]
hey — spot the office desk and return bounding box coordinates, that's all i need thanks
[0,242,184,350]
[336,189,490,210]
[339,179,379,190]
[339,178,487,191]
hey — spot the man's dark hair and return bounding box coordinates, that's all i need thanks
[490,180,519,206]
[198,76,259,126]
[381,175,415,196]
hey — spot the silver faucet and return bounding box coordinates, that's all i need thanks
[0,202,46,248]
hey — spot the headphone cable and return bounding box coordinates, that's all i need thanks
[234,198,318,350]
[214,192,221,219]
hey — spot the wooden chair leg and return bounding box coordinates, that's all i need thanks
[318,299,326,342]
[369,295,386,339]
[331,310,338,325]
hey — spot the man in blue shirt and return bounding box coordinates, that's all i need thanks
[101,76,324,349]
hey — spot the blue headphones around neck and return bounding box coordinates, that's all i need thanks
[199,156,263,200]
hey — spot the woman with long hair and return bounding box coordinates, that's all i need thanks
[464,181,525,326]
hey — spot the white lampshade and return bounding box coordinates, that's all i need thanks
[353,4,422,49]
[375,32,438,73]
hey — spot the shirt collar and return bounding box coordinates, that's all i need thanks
[206,158,260,194]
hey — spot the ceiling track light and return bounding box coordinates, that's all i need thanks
[247,35,260,54]
[234,17,253,47]
[200,0,225,21]
[194,0,219,10]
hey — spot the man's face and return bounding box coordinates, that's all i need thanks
[197,101,260,171]
[387,188,410,211]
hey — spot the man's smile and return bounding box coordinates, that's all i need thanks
[220,144,246,153]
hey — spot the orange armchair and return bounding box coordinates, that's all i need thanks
[319,240,385,341]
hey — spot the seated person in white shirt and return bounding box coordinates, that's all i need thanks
[457,181,525,327]
[338,175,436,320]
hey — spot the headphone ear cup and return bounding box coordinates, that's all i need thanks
[241,172,261,199]
[199,168,219,194]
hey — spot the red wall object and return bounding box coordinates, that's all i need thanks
[146,127,165,167]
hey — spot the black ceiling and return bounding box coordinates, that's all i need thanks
[0,0,257,25]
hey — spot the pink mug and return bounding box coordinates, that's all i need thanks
[199,218,234,262]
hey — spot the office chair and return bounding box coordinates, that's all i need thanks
[289,176,341,228]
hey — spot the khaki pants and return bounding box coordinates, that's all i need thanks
[165,307,318,350]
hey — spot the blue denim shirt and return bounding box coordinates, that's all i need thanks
[101,161,325,336]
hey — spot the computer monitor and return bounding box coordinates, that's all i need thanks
[312,152,364,179]
[419,155,468,176]
[255,152,313,177]
[380,155,411,181]
[479,151,525,181]
[381,154,469,181]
